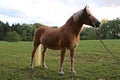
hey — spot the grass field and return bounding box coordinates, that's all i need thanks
[0,40,120,80]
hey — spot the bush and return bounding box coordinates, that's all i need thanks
[5,31,21,42]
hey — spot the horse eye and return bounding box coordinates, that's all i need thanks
[88,14,91,16]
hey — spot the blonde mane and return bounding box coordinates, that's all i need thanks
[73,9,83,22]
[73,7,93,23]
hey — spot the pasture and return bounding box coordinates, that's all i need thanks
[0,40,120,80]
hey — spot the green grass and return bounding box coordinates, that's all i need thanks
[0,40,120,80]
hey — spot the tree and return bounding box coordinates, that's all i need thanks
[87,28,96,40]
[0,21,5,40]
[101,19,109,24]
[5,31,21,42]
[80,27,96,40]
[32,23,42,28]
[80,27,87,40]
[98,18,120,39]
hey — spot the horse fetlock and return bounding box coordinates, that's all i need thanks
[41,64,48,69]
[30,65,34,71]
[30,63,33,68]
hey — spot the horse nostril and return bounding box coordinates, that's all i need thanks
[95,21,101,27]
[98,22,101,26]
[98,22,101,25]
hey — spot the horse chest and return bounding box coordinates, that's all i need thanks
[60,35,79,49]
[68,38,79,49]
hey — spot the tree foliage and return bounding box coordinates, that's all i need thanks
[80,27,96,40]
[98,18,120,39]
[5,31,21,42]
[81,18,120,40]
[0,21,43,41]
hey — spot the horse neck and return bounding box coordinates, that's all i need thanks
[63,16,83,37]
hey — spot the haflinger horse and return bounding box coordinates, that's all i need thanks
[30,5,101,75]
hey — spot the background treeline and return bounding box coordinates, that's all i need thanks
[0,22,44,41]
[81,18,120,40]
[0,18,120,42]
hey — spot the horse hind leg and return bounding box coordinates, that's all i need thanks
[41,46,48,69]
[30,42,40,69]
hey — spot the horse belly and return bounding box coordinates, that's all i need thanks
[41,35,61,50]
[45,41,61,50]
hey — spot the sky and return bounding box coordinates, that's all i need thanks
[0,0,120,26]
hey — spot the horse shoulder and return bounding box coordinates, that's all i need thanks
[58,29,79,49]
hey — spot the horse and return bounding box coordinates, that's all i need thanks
[30,5,101,75]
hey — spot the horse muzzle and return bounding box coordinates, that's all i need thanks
[93,20,101,28]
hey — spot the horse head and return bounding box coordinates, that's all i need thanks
[73,5,101,28]
[82,5,101,28]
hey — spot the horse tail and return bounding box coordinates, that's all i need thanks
[34,27,47,66]
[34,44,41,66]
[33,28,42,66]
[31,27,46,67]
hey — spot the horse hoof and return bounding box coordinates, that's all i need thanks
[70,70,76,74]
[44,66,48,69]
[59,71,64,75]
[42,65,48,69]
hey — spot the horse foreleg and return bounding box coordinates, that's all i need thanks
[59,49,66,75]
[41,46,48,69]
[70,48,76,74]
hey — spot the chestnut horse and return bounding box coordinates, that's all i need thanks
[30,6,100,75]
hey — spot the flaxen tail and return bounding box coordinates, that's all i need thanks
[31,27,46,68]
[34,44,41,66]
[31,28,43,68]
[33,28,43,66]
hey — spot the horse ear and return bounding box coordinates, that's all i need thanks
[83,5,89,12]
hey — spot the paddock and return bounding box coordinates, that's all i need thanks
[0,40,120,79]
